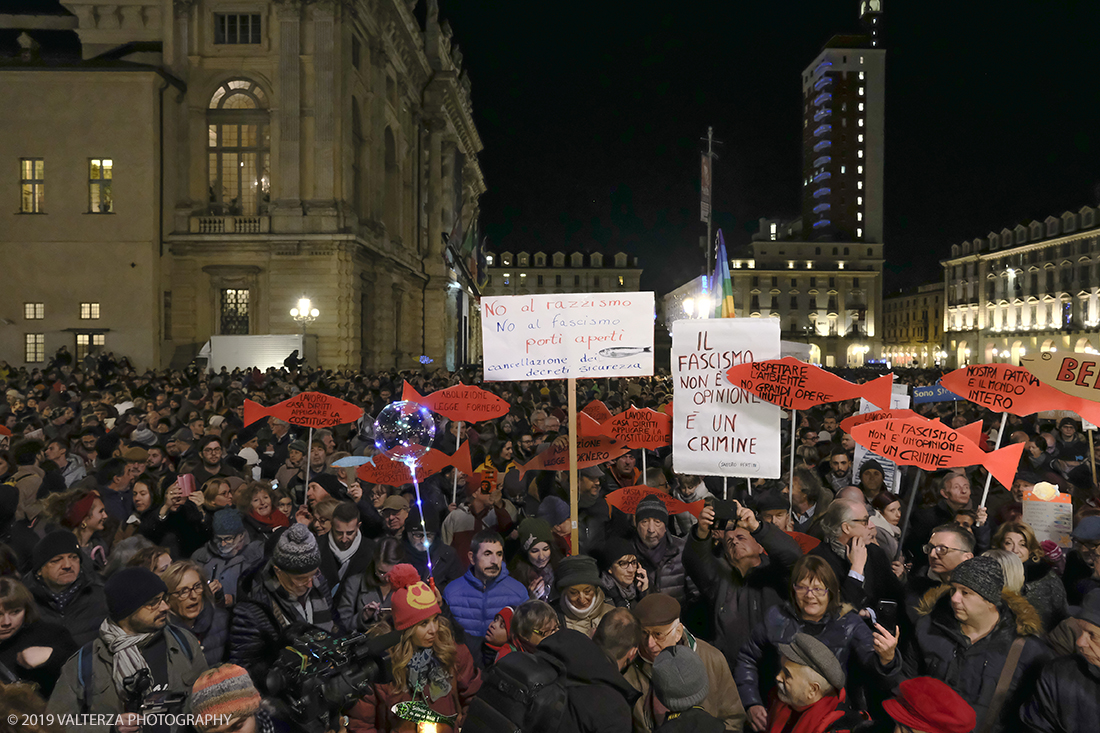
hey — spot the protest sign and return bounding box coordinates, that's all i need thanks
[1022,352,1100,402]
[941,363,1100,424]
[513,434,629,477]
[357,443,472,487]
[671,318,781,478]
[601,406,672,449]
[605,485,705,517]
[581,400,613,423]
[243,393,362,428]
[850,394,912,494]
[480,292,655,381]
[401,382,510,423]
[912,382,965,404]
[726,357,893,411]
[1023,488,1074,548]
[578,411,605,437]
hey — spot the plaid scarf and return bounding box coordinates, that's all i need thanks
[261,570,334,632]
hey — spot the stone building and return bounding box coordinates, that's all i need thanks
[882,282,945,368]
[0,0,484,371]
[481,249,642,296]
[941,206,1100,367]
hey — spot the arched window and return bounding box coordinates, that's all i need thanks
[207,79,270,216]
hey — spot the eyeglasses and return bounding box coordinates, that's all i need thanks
[848,517,870,525]
[615,559,639,569]
[170,583,204,600]
[793,584,829,597]
[924,544,965,556]
[215,534,241,546]
[643,624,679,643]
[202,447,222,455]
[533,624,559,637]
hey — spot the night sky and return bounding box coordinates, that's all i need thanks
[443,0,1100,296]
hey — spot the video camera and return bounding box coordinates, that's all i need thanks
[265,624,401,733]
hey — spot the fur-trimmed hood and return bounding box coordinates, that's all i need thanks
[916,583,1043,637]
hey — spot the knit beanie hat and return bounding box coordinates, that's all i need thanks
[652,646,709,712]
[537,496,570,527]
[494,606,515,636]
[272,523,321,574]
[32,531,81,572]
[308,472,347,501]
[950,556,1005,605]
[635,494,669,524]
[389,563,441,630]
[518,518,553,553]
[105,567,168,621]
[212,508,245,536]
[859,459,885,478]
[556,555,601,590]
[600,537,637,571]
[190,664,262,731]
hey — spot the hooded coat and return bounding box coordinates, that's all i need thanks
[903,585,1052,733]
[536,628,640,733]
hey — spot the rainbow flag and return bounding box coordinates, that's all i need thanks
[712,230,736,318]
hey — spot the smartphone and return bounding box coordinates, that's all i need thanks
[874,599,899,633]
[711,499,740,528]
[177,473,196,498]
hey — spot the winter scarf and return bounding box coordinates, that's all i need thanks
[407,648,453,701]
[601,570,638,603]
[328,531,363,580]
[38,573,85,613]
[99,618,153,696]
[249,509,289,529]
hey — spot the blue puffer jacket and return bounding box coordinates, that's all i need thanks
[733,602,901,710]
[442,564,529,639]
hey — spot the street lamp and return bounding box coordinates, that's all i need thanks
[290,297,319,335]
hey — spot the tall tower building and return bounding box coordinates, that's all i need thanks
[800,3,885,244]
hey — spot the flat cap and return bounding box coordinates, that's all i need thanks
[778,632,846,693]
[633,593,680,627]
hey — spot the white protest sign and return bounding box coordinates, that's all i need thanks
[1023,490,1074,548]
[852,390,910,494]
[671,318,781,478]
[480,292,654,381]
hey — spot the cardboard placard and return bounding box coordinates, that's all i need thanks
[401,382,510,423]
[839,408,921,436]
[850,416,1024,490]
[481,292,655,381]
[356,442,474,487]
[849,395,912,494]
[581,400,613,424]
[514,434,629,477]
[600,406,672,449]
[726,356,894,411]
[1022,352,1100,403]
[671,318,781,478]
[941,363,1100,424]
[1022,489,1074,548]
[605,485,705,517]
[577,411,605,437]
[243,393,363,428]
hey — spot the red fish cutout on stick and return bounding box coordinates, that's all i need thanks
[840,409,924,436]
[515,435,629,478]
[941,363,1100,425]
[581,400,613,424]
[600,406,672,449]
[243,393,363,428]
[850,416,1024,490]
[401,383,510,423]
[725,357,894,411]
[605,485,705,518]
[357,442,473,487]
[578,411,605,438]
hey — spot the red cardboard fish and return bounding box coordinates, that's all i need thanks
[514,435,629,478]
[243,392,363,428]
[578,411,605,437]
[940,363,1100,425]
[605,485,705,517]
[839,408,923,436]
[356,441,474,487]
[849,416,1024,489]
[581,400,613,424]
[401,382,510,423]
[725,357,894,411]
[600,406,672,449]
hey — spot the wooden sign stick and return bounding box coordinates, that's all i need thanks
[980,412,1008,508]
[1090,428,1097,489]
[569,377,579,553]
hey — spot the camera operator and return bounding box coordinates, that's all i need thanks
[188,664,348,733]
[48,567,208,732]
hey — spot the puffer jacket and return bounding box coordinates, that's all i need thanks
[903,585,1052,733]
[169,600,230,666]
[442,565,529,639]
[1020,653,1100,733]
[22,564,109,647]
[733,602,901,710]
[633,533,692,606]
[682,521,802,665]
[190,538,266,601]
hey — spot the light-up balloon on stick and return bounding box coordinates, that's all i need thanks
[374,400,437,576]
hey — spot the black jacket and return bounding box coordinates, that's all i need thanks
[22,565,109,647]
[0,620,78,697]
[1021,654,1100,733]
[809,540,904,610]
[170,601,231,666]
[536,629,639,733]
[653,708,725,733]
[317,533,374,602]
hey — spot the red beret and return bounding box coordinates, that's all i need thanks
[883,678,976,733]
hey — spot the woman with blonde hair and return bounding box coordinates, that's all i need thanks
[160,560,229,665]
[982,549,1025,593]
[347,564,481,732]
[993,520,1068,630]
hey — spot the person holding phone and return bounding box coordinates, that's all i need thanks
[734,555,901,732]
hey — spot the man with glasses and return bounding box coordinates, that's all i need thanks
[49,566,208,731]
[191,435,242,487]
[810,499,904,610]
[622,593,746,732]
[229,524,338,684]
[191,508,265,607]
[1064,516,1100,604]
[402,507,463,589]
[903,524,974,624]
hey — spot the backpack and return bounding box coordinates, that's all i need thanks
[76,625,194,712]
[462,650,574,733]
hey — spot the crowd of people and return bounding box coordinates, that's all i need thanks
[0,352,1098,733]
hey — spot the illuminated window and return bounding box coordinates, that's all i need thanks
[858,135,864,143]
[75,333,105,360]
[19,158,44,213]
[859,87,865,96]
[208,79,270,216]
[859,72,865,80]
[24,334,44,363]
[80,302,100,320]
[858,119,864,127]
[220,289,249,334]
[858,196,863,205]
[486,254,494,265]
[858,212,863,221]
[857,228,863,237]
[858,166,863,174]
[503,273,510,285]
[618,275,625,286]
[88,159,113,213]
[214,14,261,44]
[858,103,865,112]
[24,303,44,320]
[858,150,864,158]
[858,181,863,190]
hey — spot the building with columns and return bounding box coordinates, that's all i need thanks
[0,0,484,371]
[941,206,1100,368]
[480,249,642,297]
[882,282,945,368]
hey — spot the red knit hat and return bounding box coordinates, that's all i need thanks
[883,678,975,733]
[388,563,441,630]
[495,606,515,635]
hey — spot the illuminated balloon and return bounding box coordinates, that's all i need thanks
[374,400,436,462]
